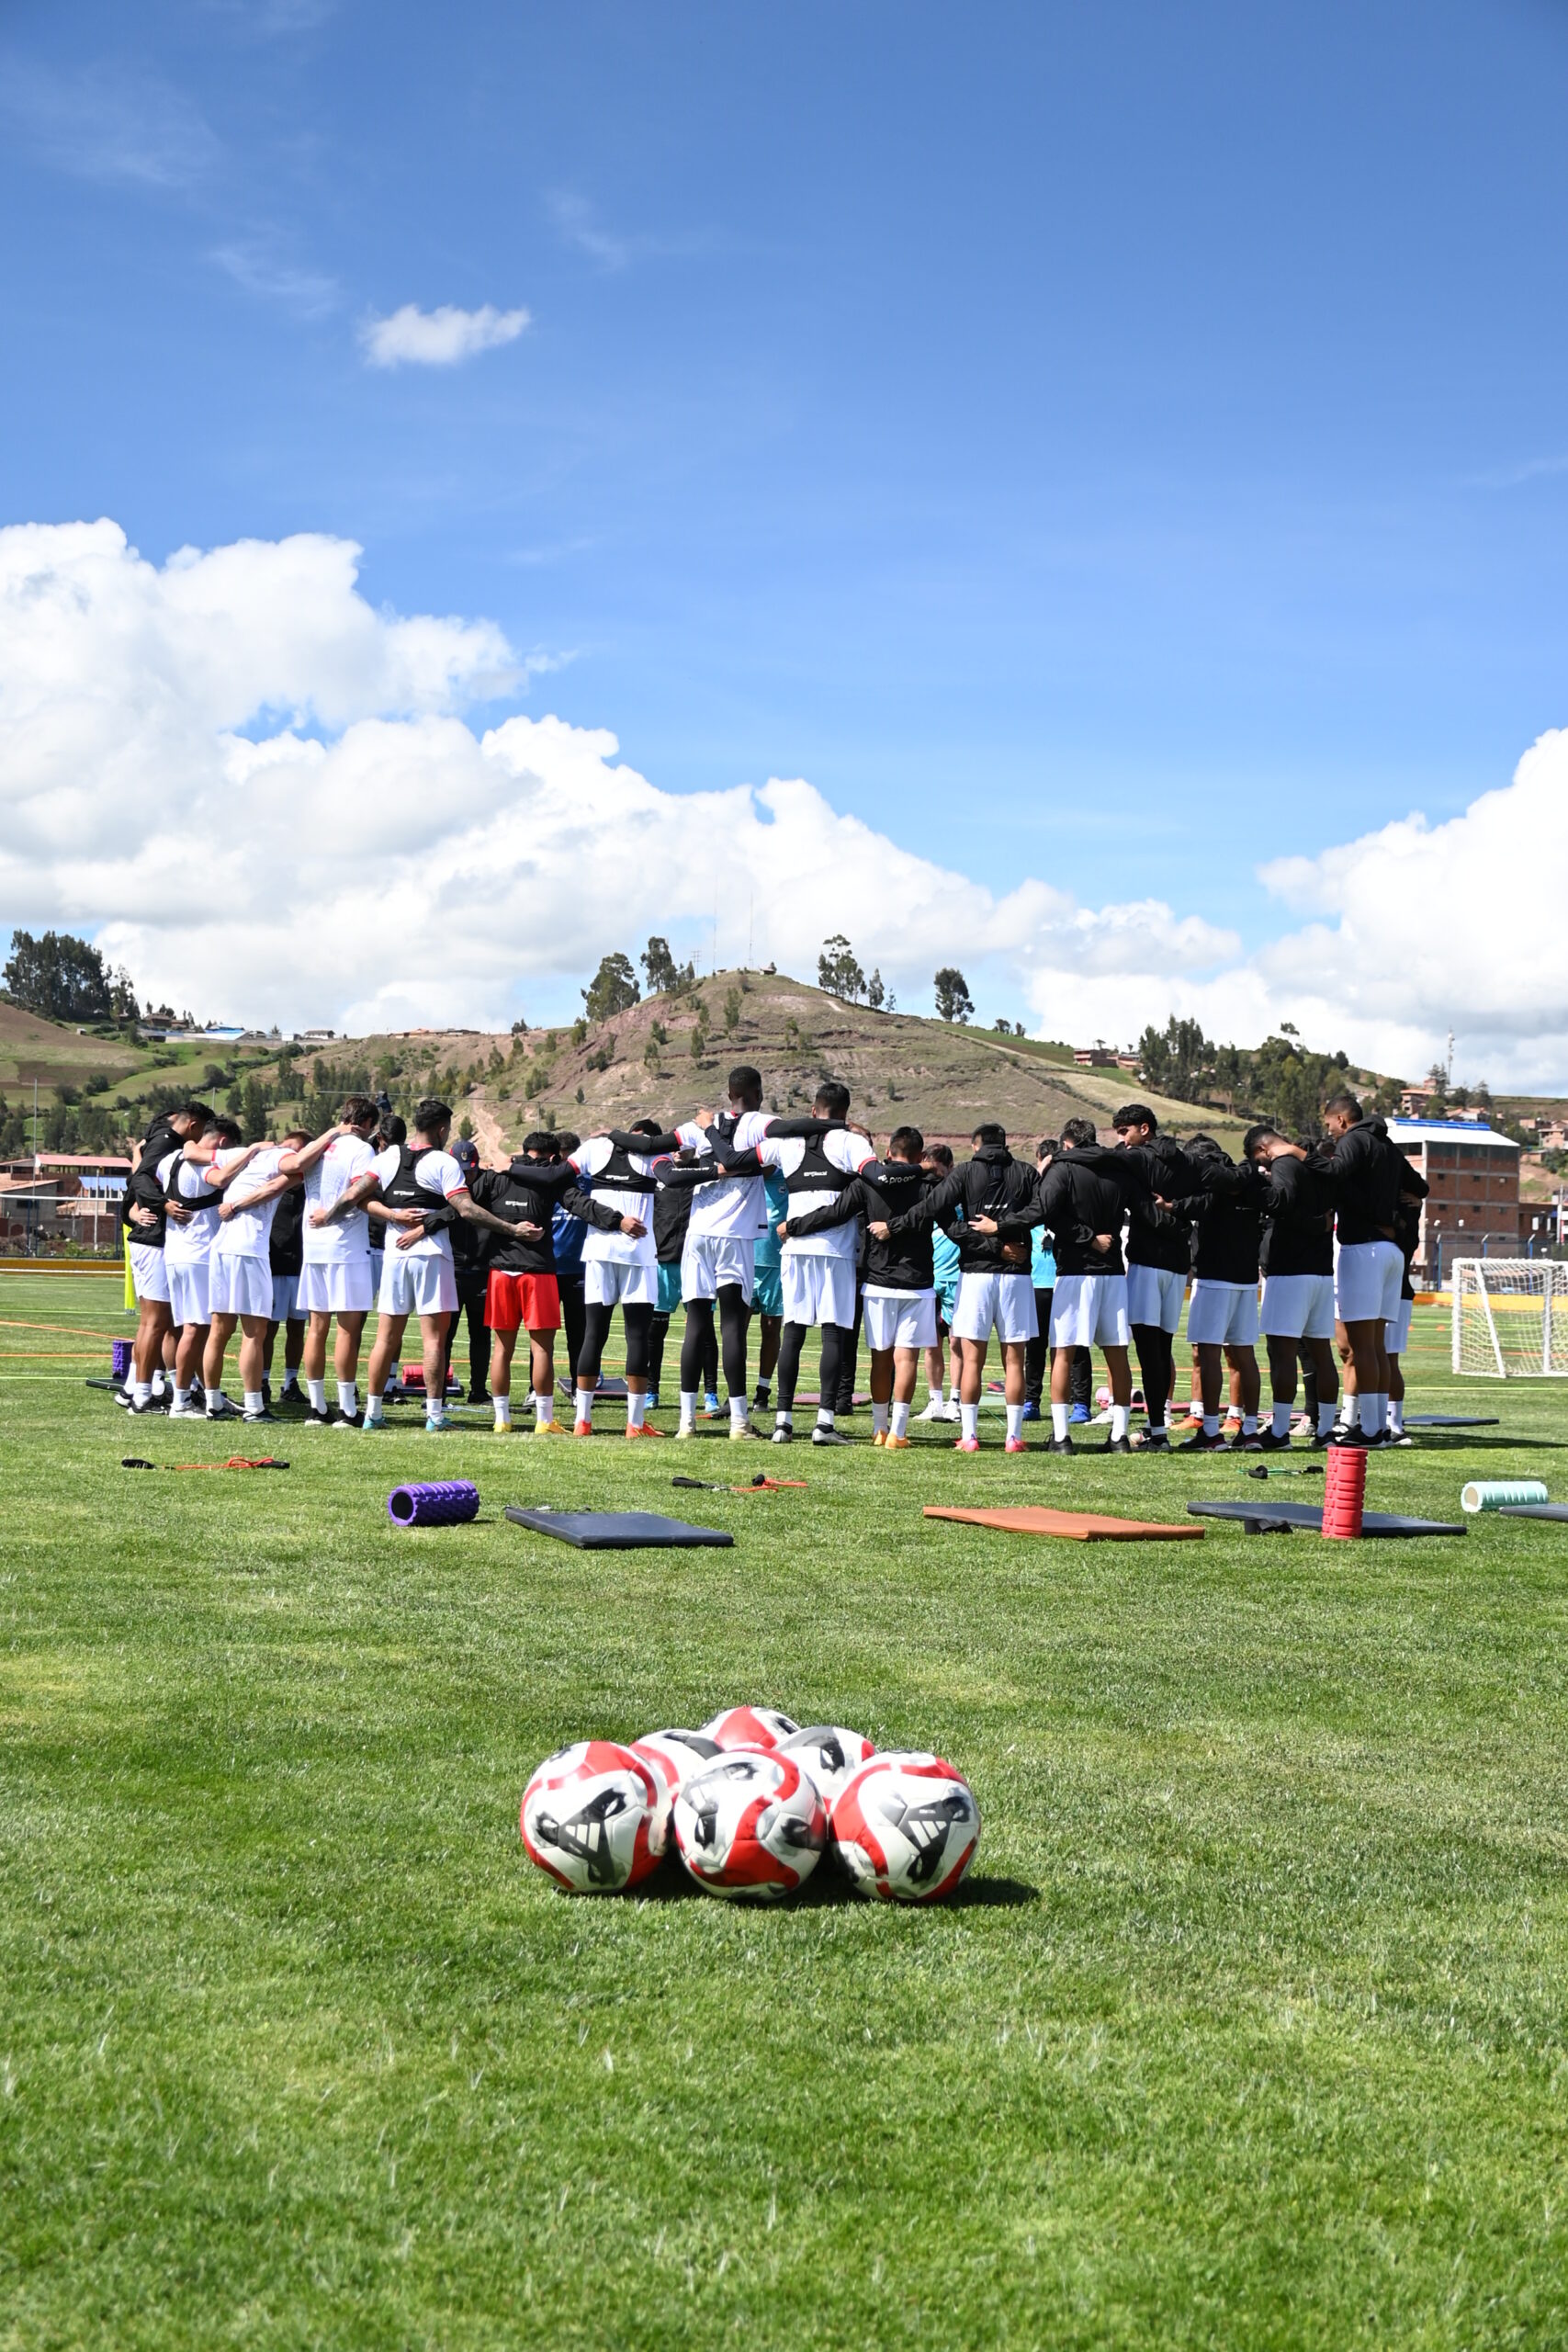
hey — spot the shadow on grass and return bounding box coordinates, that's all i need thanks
[633,1860,1038,1908]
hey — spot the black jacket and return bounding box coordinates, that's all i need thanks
[889,1145,1038,1273]
[1329,1116,1427,1247]
[1258,1150,1335,1279]
[1116,1135,1197,1274]
[122,1114,181,1248]
[1173,1147,1265,1286]
[1024,1144,1143,1277]
[269,1180,305,1277]
[470,1156,617,1277]
[786,1162,937,1292]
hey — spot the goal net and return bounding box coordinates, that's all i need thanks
[1451,1259,1568,1376]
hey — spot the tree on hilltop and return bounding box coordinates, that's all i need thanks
[933,967,973,1024]
[582,952,640,1022]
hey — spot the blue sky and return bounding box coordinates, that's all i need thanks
[2,0,1567,1067]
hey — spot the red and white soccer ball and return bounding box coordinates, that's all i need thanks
[672,1746,827,1900]
[780,1724,877,1804]
[699,1705,799,1752]
[520,1740,664,1894]
[630,1729,721,1835]
[829,1751,979,1904]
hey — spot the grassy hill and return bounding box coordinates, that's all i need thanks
[248,971,1254,1158]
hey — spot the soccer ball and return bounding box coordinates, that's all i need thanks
[780,1724,877,1804]
[829,1752,979,1903]
[630,1729,721,1831]
[520,1740,664,1894]
[672,1746,827,1900]
[699,1705,800,1752]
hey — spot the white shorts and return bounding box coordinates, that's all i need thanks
[1336,1238,1404,1326]
[1260,1272,1336,1341]
[270,1273,305,1323]
[209,1254,274,1319]
[952,1270,1038,1345]
[1385,1297,1414,1355]
[681,1231,755,1307]
[378,1251,459,1318]
[299,1259,376,1316]
[1048,1272,1130,1350]
[1125,1264,1186,1333]
[782,1251,858,1329]
[583,1256,658,1310]
[1186,1279,1259,1348]
[863,1287,939,1351]
[166,1259,211,1329]
[130,1243,170,1306]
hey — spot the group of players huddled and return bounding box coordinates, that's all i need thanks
[115,1064,1425,1453]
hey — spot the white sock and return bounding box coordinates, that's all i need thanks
[961,1401,979,1441]
[929,1384,944,1407]
[175,1385,190,1409]
[774,1408,793,1429]
[535,1392,555,1427]
[1388,1396,1404,1433]
[575,1388,594,1428]
[891,1400,909,1438]
[1203,1414,1221,1437]
[1272,1402,1292,1439]
[1337,1396,1355,1428]
[730,1396,750,1431]
[243,1389,264,1415]
[816,1408,835,1430]
[1241,1413,1258,1436]
[1005,1402,1022,1441]
[366,1392,385,1424]
[280,1371,299,1394]
[337,1381,356,1417]
[494,1394,512,1427]
[1359,1391,1381,1438]
[1318,1401,1338,1437]
[872,1400,890,1434]
[132,1381,151,1406]
[207,1389,226,1413]
[679,1389,698,1431]
[1051,1402,1069,1440]
[307,1378,327,1412]
[1111,1404,1130,1441]
[627,1390,648,1429]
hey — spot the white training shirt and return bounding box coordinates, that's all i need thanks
[213,1145,287,1260]
[369,1144,468,1264]
[568,1136,657,1268]
[158,1149,217,1268]
[301,1134,377,1264]
[758,1130,877,1263]
[674,1112,775,1241]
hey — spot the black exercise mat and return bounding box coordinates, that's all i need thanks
[1187,1499,1466,1538]
[1404,1414,1501,1429]
[503,1505,732,1550]
[557,1376,629,1401]
[1498,1503,1568,1522]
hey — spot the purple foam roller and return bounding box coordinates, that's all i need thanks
[112,1339,133,1379]
[387,1479,479,1529]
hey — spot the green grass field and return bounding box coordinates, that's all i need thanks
[5,1277,1568,2348]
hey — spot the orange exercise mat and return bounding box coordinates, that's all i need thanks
[923,1505,1203,1544]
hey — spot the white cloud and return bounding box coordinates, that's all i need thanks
[359,303,530,369]
[213,243,339,319]
[0,517,1563,1085]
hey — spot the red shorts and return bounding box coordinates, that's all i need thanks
[485,1270,560,1333]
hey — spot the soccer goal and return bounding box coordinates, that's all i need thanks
[1451,1259,1568,1376]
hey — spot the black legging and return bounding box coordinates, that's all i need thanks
[1025,1286,1055,1406]
[578,1300,655,1385]
[1298,1337,1319,1422]
[776,1319,850,1415]
[442,1271,489,1396]
[560,1280,585,1386]
[1132,1323,1174,1431]
[680,1286,750,1399]
[649,1306,717,1396]
[834,1288,863,1411]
